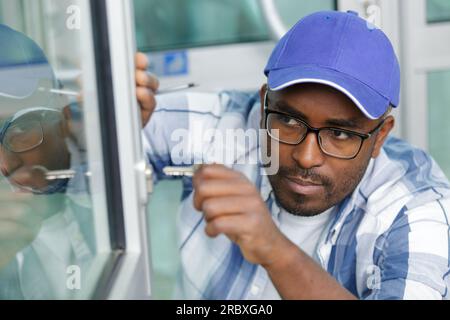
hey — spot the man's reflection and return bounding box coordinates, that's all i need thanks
[0,108,71,194]
[0,25,94,300]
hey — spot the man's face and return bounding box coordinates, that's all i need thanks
[0,111,70,191]
[261,83,394,216]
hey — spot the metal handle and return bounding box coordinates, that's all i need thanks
[45,167,154,196]
[44,169,91,181]
[259,0,288,40]
[144,165,153,194]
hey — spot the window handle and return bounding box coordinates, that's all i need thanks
[43,169,91,181]
[145,165,153,194]
[44,167,154,195]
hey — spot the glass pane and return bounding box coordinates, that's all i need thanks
[428,70,450,179]
[427,0,450,23]
[0,0,110,299]
[134,0,336,52]
[147,180,182,299]
[275,0,337,29]
[142,0,336,300]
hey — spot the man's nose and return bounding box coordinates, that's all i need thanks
[291,132,325,170]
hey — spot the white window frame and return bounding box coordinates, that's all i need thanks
[399,0,450,150]
[103,0,152,300]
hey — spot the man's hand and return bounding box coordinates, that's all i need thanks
[135,52,160,127]
[0,191,43,270]
[0,166,66,270]
[193,164,290,267]
[193,164,357,299]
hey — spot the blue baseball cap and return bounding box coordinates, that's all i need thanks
[0,24,57,97]
[0,24,62,116]
[264,10,400,120]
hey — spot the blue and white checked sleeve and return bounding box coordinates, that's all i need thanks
[142,91,261,183]
[142,92,224,182]
[364,193,450,300]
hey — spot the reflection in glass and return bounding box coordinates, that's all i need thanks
[428,70,450,179]
[0,0,109,300]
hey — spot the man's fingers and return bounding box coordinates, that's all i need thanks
[201,196,260,222]
[135,69,150,87]
[0,201,41,230]
[204,215,245,239]
[193,179,256,211]
[136,87,156,112]
[198,164,243,178]
[9,166,48,192]
[0,192,33,202]
[136,87,156,127]
[0,204,32,222]
[192,165,256,212]
[135,69,159,92]
[135,52,159,127]
[135,51,159,91]
[0,220,36,243]
[135,52,149,70]
[193,164,245,187]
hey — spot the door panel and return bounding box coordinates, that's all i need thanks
[0,0,112,299]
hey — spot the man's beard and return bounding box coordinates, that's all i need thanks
[267,158,371,217]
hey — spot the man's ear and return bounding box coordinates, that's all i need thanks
[259,84,268,128]
[371,115,395,158]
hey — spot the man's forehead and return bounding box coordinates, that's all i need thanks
[268,86,372,127]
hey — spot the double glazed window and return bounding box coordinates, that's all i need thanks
[0,0,123,299]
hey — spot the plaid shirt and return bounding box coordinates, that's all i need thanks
[143,91,450,300]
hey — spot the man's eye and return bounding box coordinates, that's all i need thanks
[278,115,298,126]
[330,130,351,140]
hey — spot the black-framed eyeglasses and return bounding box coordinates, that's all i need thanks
[0,109,62,153]
[263,91,385,160]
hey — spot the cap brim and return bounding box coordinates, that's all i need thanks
[267,65,390,120]
[0,63,54,98]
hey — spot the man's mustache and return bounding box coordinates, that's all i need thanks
[277,166,332,187]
